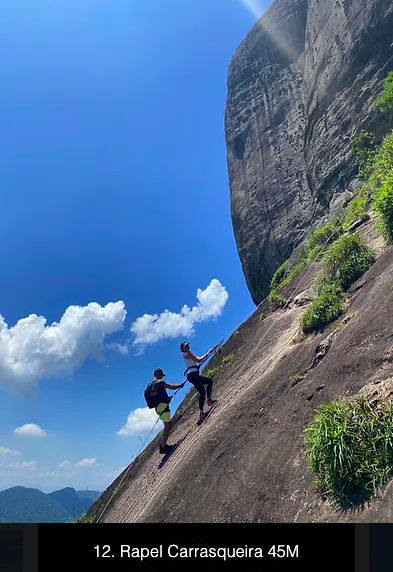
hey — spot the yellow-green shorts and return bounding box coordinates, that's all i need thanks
[155,403,171,422]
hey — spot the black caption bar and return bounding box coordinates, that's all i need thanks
[0,525,23,572]
[37,523,356,572]
[369,523,393,572]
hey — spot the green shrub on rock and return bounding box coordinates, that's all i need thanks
[322,234,375,291]
[300,284,343,334]
[305,395,393,508]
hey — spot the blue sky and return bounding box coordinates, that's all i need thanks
[0,0,268,493]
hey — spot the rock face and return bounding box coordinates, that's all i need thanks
[225,0,393,305]
[92,227,393,524]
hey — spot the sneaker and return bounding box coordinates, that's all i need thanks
[159,444,174,455]
[199,412,208,422]
[207,399,218,407]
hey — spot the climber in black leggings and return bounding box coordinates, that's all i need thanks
[180,341,218,422]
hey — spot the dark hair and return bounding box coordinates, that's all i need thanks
[180,341,190,353]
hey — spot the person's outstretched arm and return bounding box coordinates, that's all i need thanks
[165,382,185,390]
[187,349,213,364]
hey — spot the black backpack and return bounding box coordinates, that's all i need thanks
[144,381,167,409]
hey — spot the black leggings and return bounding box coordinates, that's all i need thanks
[187,371,213,411]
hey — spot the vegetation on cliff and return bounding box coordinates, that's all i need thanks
[305,395,393,508]
[270,71,392,340]
[304,70,393,508]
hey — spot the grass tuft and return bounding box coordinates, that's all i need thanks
[306,219,343,258]
[342,188,370,230]
[268,292,287,311]
[270,260,289,292]
[370,132,393,242]
[322,234,375,291]
[204,354,234,378]
[300,284,343,334]
[305,395,393,508]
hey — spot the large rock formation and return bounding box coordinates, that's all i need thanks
[225,0,393,305]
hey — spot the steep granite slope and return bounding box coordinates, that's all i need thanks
[84,214,393,523]
[225,0,393,304]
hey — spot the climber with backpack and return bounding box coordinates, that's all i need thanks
[180,341,219,423]
[144,368,185,455]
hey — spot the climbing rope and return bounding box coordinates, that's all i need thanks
[94,419,159,523]
[218,205,353,385]
[123,208,354,523]
[94,383,187,523]
[205,208,349,367]
[95,206,353,523]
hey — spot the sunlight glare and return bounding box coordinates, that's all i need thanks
[238,0,266,21]
[237,0,300,64]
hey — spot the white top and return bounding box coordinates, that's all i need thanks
[184,356,198,368]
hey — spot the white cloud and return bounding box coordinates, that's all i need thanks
[13,423,46,437]
[106,342,129,356]
[8,460,37,471]
[117,407,163,436]
[130,279,228,347]
[75,458,97,467]
[59,460,71,469]
[0,447,21,457]
[0,301,126,393]
[27,471,55,479]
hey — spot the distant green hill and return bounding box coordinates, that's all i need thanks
[0,487,71,523]
[0,486,102,523]
[49,487,92,518]
[76,489,101,501]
